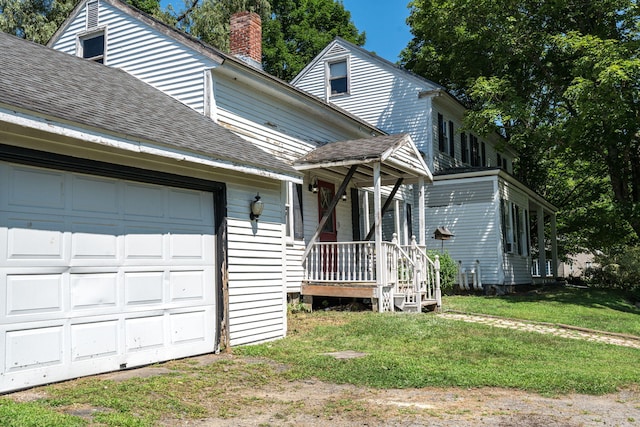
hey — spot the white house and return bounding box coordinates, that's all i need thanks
[0,31,302,392]
[292,38,558,290]
[48,0,439,314]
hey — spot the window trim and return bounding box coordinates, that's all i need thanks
[77,27,107,64]
[326,57,350,98]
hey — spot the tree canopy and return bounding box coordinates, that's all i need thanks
[401,0,640,252]
[168,0,364,81]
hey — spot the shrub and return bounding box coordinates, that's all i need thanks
[585,246,640,301]
[427,250,457,295]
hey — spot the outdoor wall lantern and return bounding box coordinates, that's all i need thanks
[250,193,264,221]
[341,191,348,201]
[308,177,318,193]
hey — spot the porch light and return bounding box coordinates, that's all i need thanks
[308,177,318,193]
[341,191,347,201]
[250,193,264,221]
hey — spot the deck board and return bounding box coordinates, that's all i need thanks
[301,282,377,298]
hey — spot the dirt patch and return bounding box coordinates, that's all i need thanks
[160,374,640,426]
[7,354,640,426]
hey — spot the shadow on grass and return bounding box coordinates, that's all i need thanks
[492,286,639,315]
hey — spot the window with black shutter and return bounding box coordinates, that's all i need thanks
[438,113,445,152]
[461,133,468,163]
[449,121,455,157]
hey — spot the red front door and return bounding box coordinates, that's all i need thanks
[318,180,337,242]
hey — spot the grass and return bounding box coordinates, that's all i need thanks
[239,310,640,395]
[442,287,640,336]
[1,288,638,425]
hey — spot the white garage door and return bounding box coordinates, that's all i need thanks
[0,161,217,392]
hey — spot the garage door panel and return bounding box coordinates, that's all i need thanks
[170,270,205,302]
[124,227,164,259]
[70,273,118,310]
[124,183,165,218]
[6,274,63,316]
[9,166,65,210]
[125,272,164,305]
[5,326,63,372]
[71,222,119,259]
[168,189,209,221]
[72,175,119,214]
[7,218,65,260]
[71,320,119,361]
[125,315,165,353]
[170,310,207,345]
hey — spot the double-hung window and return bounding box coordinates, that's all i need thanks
[328,59,348,96]
[438,113,451,154]
[285,182,304,241]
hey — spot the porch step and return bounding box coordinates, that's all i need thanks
[393,294,421,313]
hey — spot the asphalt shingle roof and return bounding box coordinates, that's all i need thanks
[295,134,409,164]
[0,32,297,177]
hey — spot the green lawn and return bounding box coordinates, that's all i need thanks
[240,310,639,395]
[442,287,640,336]
[2,288,639,426]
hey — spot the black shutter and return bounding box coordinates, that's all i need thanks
[438,113,445,152]
[449,121,455,157]
[461,133,468,163]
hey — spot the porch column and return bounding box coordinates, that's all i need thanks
[536,205,546,277]
[550,212,558,279]
[418,177,425,246]
[373,162,383,286]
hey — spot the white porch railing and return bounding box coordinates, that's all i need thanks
[305,241,376,282]
[303,235,441,312]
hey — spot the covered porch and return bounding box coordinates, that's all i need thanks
[294,134,441,312]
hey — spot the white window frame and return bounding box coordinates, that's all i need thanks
[326,57,350,98]
[76,27,107,64]
[285,181,304,244]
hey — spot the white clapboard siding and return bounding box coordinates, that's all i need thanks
[498,181,533,284]
[51,1,217,114]
[285,241,305,293]
[225,181,285,349]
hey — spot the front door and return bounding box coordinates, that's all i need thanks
[317,180,337,242]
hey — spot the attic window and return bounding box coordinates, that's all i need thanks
[328,59,348,96]
[79,30,105,63]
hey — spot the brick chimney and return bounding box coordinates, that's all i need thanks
[229,11,262,69]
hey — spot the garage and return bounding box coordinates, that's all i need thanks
[0,157,221,392]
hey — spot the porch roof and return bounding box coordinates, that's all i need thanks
[293,133,432,186]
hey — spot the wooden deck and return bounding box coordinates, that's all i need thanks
[301,282,377,299]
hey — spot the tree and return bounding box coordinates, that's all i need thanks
[166,0,364,81]
[261,0,365,80]
[0,0,75,43]
[400,0,640,249]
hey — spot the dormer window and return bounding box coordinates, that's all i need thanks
[328,59,348,96]
[78,30,105,63]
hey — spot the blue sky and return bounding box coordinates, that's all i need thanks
[160,0,413,64]
[342,0,413,63]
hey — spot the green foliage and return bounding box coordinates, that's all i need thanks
[262,0,365,80]
[586,246,640,300]
[0,0,75,43]
[401,0,640,248]
[161,0,364,80]
[124,0,161,15]
[428,250,456,294]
